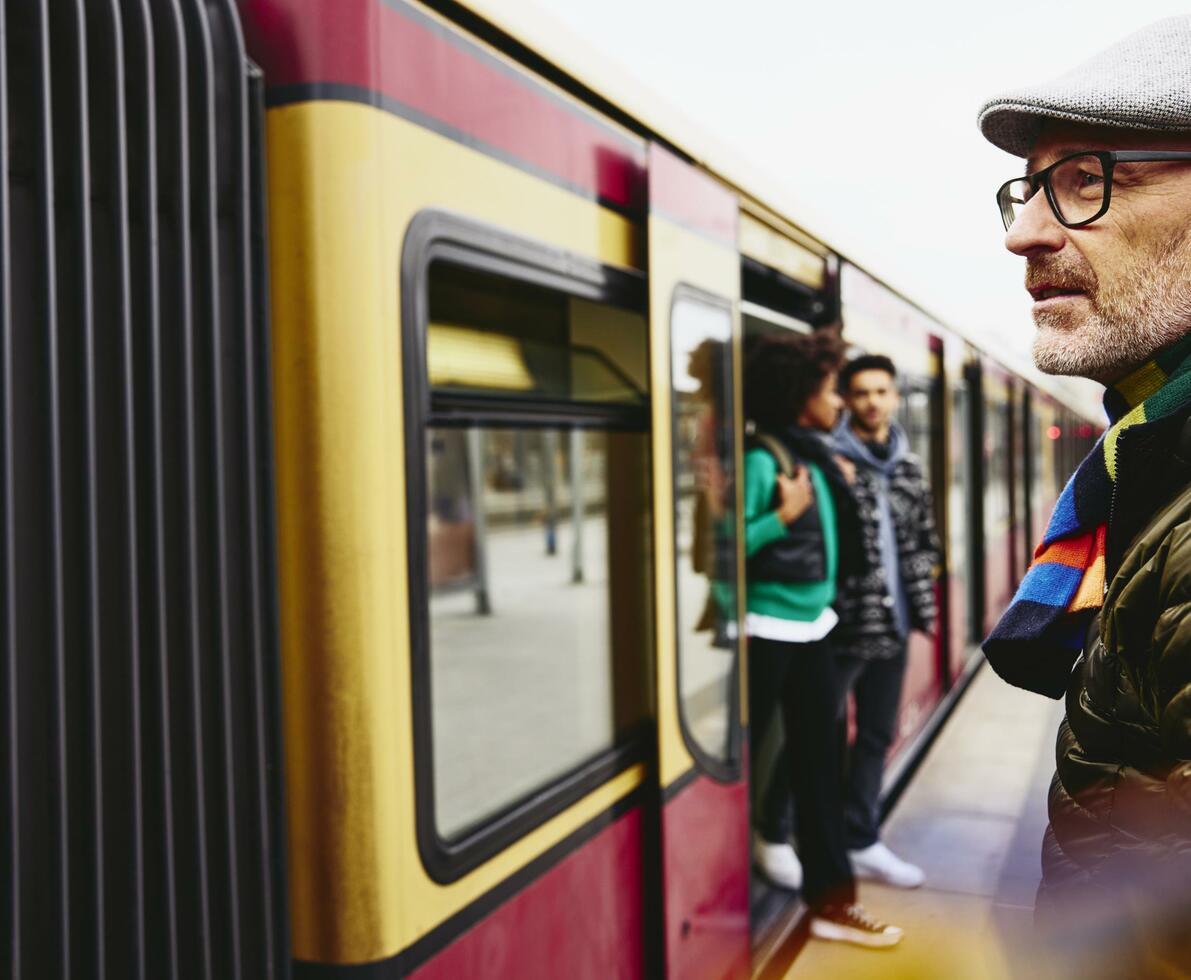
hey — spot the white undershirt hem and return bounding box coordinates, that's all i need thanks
[745,607,838,643]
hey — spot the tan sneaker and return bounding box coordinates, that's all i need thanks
[810,902,903,948]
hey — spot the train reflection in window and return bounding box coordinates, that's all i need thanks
[423,259,652,842]
[427,262,649,406]
[671,292,739,766]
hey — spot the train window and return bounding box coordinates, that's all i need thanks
[984,387,1015,615]
[425,425,652,841]
[427,263,648,406]
[948,382,975,651]
[1031,409,1047,543]
[404,218,655,879]
[948,386,967,580]
[897,383,932,464]
[670,290,739,772]
[984,391,1012,541]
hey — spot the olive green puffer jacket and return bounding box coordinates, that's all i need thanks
[1038,409,1191,935]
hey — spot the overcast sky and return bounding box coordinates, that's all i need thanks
[538,1,1188,414]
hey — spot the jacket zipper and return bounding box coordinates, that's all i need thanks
[1106,429,1127,596]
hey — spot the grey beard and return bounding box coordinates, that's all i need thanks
[1032,312,1191,384]
[1032,270,1191,384]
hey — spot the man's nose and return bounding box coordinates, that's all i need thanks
[1005,191,1065,257]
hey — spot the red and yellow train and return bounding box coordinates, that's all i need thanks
[0,1,1099,978]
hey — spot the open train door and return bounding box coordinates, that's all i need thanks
[646,144,751,979]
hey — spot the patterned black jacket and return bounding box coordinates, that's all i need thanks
[831,426,941,660]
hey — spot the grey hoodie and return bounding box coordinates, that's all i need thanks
[833,417,910,638]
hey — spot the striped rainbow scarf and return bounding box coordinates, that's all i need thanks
[984,333,1191,695]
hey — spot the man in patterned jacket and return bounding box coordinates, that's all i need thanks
[831,354,940,888]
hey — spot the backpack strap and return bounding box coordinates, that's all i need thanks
[753,431,796,478]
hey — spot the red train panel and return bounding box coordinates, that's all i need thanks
[662,776,751,980]
[240,0,648,211]
[411,807,647,979]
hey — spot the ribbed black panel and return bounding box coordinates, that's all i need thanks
[120,1,178,976]
[85,1,144,976]
[0,1,13,976]
[0,1,287,977]
[9,5,65,977]
[147,0,213,975]
[207,5,286,976]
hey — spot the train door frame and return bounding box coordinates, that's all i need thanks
[666,282,743,784]
[733,215,836,973]
[645,143,750,980]
[963,358,986,648]
[927,338,951,687]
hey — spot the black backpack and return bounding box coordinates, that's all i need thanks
[746,431,828,585]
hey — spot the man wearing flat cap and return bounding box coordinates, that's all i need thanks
[979,16,1191,969]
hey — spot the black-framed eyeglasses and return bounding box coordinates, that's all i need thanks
[996,150,1191,232]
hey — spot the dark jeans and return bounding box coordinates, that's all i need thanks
[749,637,793,844]
[834,645,908,850]
[748,635,855,909]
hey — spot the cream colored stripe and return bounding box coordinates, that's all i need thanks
[1103,403,1147,480]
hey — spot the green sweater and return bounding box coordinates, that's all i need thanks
[743,447,837,622]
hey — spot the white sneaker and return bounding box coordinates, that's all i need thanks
[848,841,925,889]
[752,833,803,890]
[810,902,903,948]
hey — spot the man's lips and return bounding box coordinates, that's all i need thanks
[1028,284,1087,302]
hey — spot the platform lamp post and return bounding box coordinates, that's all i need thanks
[569,428,584,584]
[467,427,492,615]
[543,430,559,556]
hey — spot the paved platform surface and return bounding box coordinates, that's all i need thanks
[785,663,1067,979]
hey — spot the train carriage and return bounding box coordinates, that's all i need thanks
[0,1,1101,978]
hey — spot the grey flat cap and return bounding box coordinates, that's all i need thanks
[979,17,1191,157]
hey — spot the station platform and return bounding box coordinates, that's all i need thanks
[784,660,1066,979]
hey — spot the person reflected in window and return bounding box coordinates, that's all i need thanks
[744,331,903,948]
[832,354,941,889]
[687,339,736,647]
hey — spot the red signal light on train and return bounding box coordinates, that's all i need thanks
[1047,425,1062,440]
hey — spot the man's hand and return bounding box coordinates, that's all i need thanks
[777,466,814,524]
[834,454,857,485]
